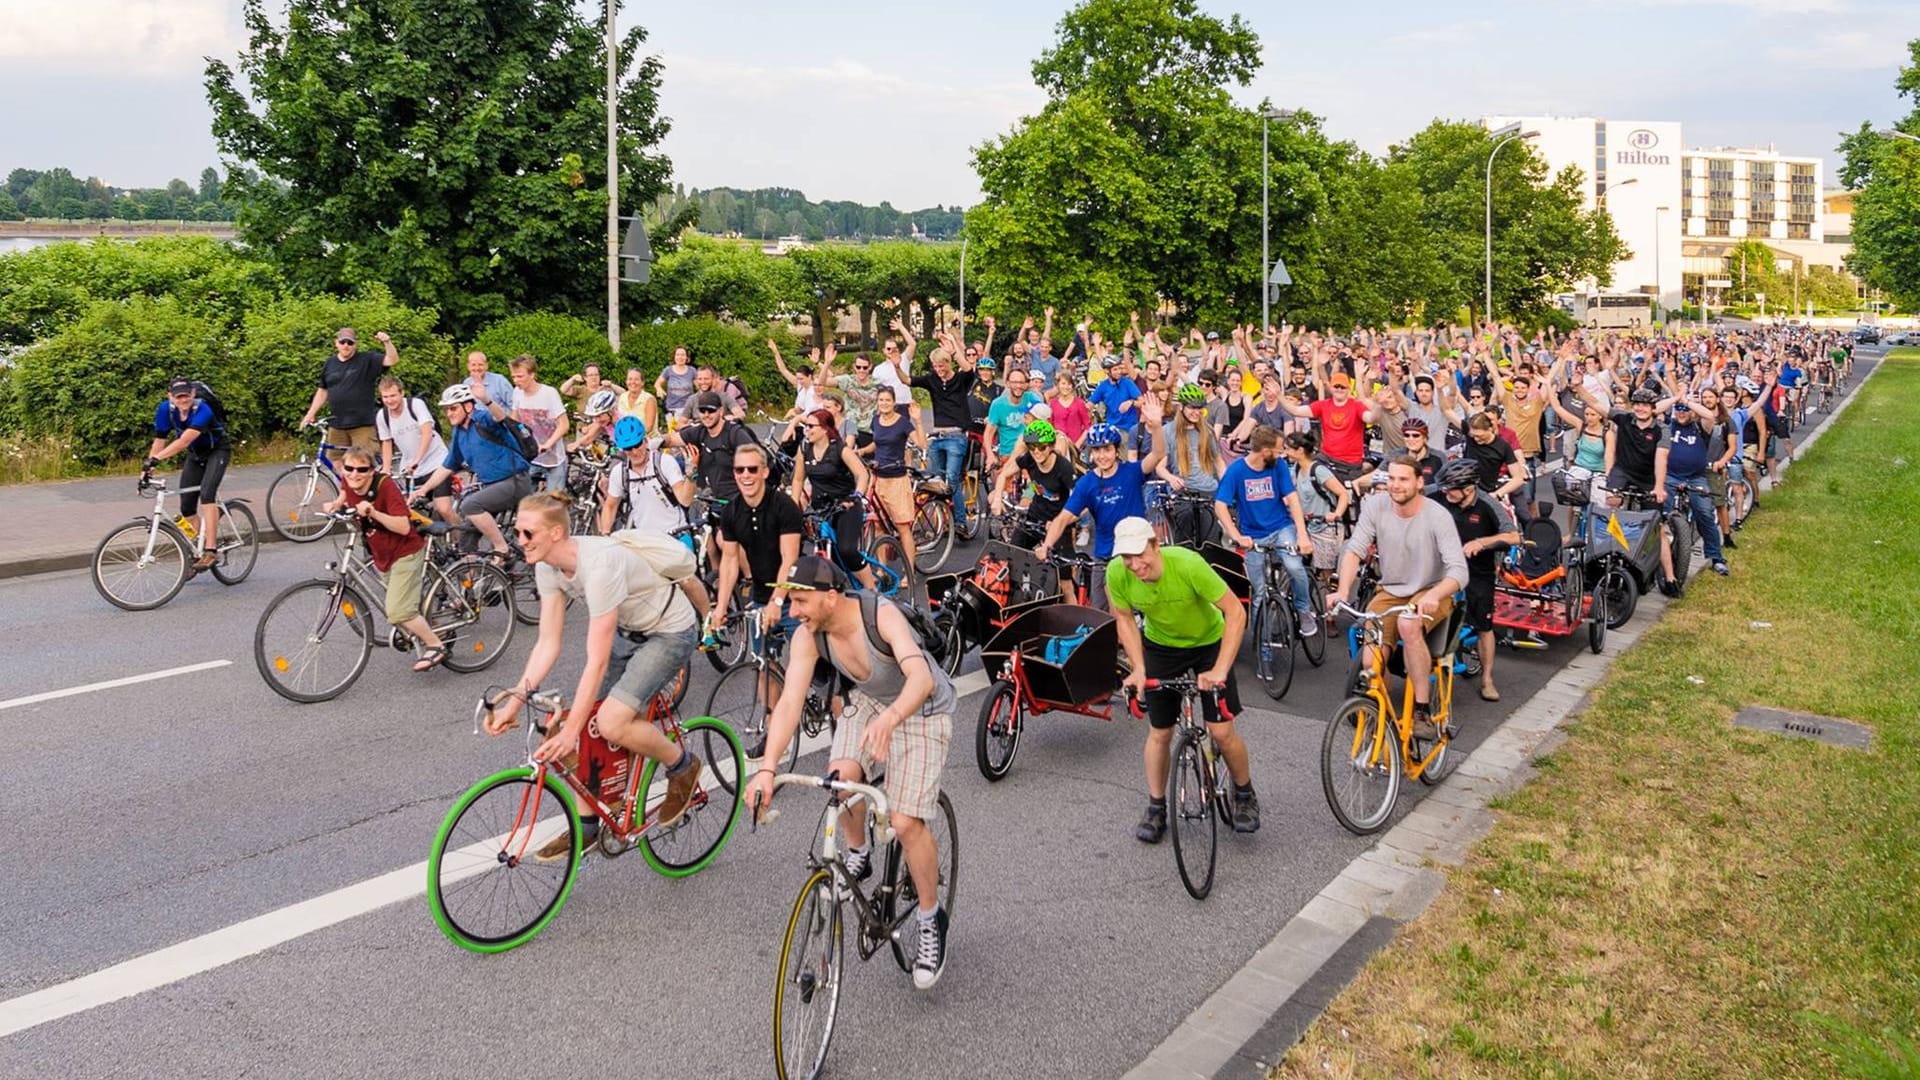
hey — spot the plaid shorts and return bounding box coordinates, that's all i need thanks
[830,692,952,821]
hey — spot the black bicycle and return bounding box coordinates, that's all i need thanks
[1128,676,1238,900]
[702,604,838,775]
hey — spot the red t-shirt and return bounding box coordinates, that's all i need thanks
[342,475,425,571]
[1311,396,1368,464]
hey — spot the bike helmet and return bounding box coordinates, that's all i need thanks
[1084,423,1124,449]
[1630,386,1661,405]
[1176,383,1207,406]
[1436,458,1480,491]
[1400,417,1429,434]
[613,415,647,450]
[1023,419,1057,445]
[438,383,476,407]
[977,357,998,370]
[586,388,618,417]
[1028,401,1052,423]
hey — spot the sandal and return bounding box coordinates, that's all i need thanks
[413,646,450,672]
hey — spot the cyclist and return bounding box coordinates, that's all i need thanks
[412,383,530,558]
[1434,458,1519,702]
[1278,370,1372,483]
[983,367,1043,476]
[865,385,926,574]
[1490,369,1548,518]
[990,419,1080,546]
[1328,454,1469,740]
[791,407,877,590]
[145,377,230,573]
[709,444,806,755]
[599,417,695,535]
[566,388,620,455]
[1214,425,1315,637]
[1281,430,1349,585]
[665,390,766,502]
[509,355,571,494]
[745,554,958,991]
[1110,517,1255,841]
[1157,383,1226,545]
[1032,395,1169,608]
[483,491,705,860]
[905,339,978,535]
[1664,395,1730,578]
[374,375,454,526]
[321,446,447,671]
[299,328,398,453]
[1088,355,1142,439]
[655,345,697,416]
[1459,412,1529,509]
[1601,385,1670,506]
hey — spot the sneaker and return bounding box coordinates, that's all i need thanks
[1134,802,1167,844]
[743,731,768,760]
[652,752,704,829]
[1722,536,1737,550]
[1712,561,1730,576]
[1297,615,1319,638]
[843,845,873,883]
[1231,788,1262,834]
[912,907,950,991]
[1410,710,1438,741]
[537,818,597,861]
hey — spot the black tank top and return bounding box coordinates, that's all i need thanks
[1224,394,1245,429]
[803,438,858,508]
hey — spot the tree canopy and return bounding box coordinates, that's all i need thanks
[1,166,240,221]
[1839,40,1920,311]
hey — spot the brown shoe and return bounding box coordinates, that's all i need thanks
[1410,712,1439,741]
[652,752,704,829]
[191,550,219,572]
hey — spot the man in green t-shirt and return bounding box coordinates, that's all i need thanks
[1109,516,1255,843]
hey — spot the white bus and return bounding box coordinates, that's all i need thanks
[1570,292,1653,330]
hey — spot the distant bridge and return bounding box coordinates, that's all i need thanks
[0,221,237,241]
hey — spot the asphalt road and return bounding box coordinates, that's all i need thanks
[0,352,1875,1080]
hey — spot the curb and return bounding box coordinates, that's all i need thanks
[0,524,294,582]
[1119,353,1887,1080]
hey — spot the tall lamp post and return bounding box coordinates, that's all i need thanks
[1484,122,1539,325]
[1261,107,1299,330]
[1654,206,1669,323]
[604,0,620,350]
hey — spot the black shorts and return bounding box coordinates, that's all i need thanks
[1142,637,1242,730]
[1463,575,1495,633]
[409,471,453,502]
[179,448,231,516]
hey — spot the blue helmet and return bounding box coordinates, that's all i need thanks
[613,415,647,450]
[1084,423,1124,448]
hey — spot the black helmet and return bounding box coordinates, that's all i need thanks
[1630,386,1660,405]
[1436,458,1480,491]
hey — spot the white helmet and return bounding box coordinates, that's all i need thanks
[438,383,476,407]
[586,388,618,417]
[1028,402,1053,423]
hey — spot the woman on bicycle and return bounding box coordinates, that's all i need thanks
[567,388,620,457]
[863,385,925,575]
[320,447,447,671]
[1049,372,1091,453]
[791,407,877,591]
[1282,430,1348,585]
[990,420,1080,547]
[1156,383,1225,546]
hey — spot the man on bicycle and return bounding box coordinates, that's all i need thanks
[1214,425,1316,638]
[412,383,530,557]
[907,340,980,536]
[709,443,806,754]
[1033,396,1168,608]
[484,491,705,860]
[1328,455,1469,740]
[599,417,695,535]
[1434,458,1519,703]
[322,446,448,671]
[299,328,399,453]
[989,420,1079,546]
[1111,518,1255,841]
[745,555,957,991]
[146,378,230,573]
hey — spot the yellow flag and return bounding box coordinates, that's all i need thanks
[1607,513,1630,551]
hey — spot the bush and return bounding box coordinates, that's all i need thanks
[466,311,615,389]
[6,296,252,464]
[618,317,808,417]
[235,285,457,434]
[0,237,282,347]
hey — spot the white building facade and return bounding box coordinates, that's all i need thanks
[1680,147,1822,243]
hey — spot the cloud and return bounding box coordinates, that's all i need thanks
[1767,30,1914,70]
[2,0,241,76]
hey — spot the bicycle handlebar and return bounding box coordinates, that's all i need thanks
[1123,677,1237,723]
[1332,601,1422,622]
[752,773,893,840]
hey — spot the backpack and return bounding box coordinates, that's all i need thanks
[167,381,229,445]
[608,528,699,626]
[473,411,542,462]
[816,589,952,674]
[378,397,443,443]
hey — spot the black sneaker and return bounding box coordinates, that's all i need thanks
[1722,535,1737,550]
[1231,788,1262,834]
[912,907,949,991]
[1135,802,1167,844]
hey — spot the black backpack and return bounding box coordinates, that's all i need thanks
[474,412,542,462]
[166,381,228,445]
[816,589,952,674]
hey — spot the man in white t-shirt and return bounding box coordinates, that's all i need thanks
[374,375,455,524]
[510,355,571,493]
[599,417,695,534]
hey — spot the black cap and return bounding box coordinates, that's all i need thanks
[695,390,724,412]
[773,554,847,593]
[167,378,195,395]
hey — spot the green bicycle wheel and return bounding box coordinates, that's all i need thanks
[427,767,581,953]
[636,716,745,877]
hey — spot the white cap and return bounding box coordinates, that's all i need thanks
[1028,402,1052,422]
[1112,516,1155,557]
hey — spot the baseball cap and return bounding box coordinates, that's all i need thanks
[1112,517,1155,557]
[167,378,195,395]
[694,391,724,412]
[772,554,847,593]
[1329,372,1352,388]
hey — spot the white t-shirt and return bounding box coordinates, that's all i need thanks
[605,447,690,534]
[873,360,911,400]
[514,383,567,468]
[534,535,695,635]
[375,397,448,478]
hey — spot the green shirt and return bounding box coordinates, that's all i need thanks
[1107,546,1228,648]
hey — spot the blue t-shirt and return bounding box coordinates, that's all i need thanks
[1778,365,1803,389]
[153,399,222,454]
[1089,377,1142,431]
[442,410,530,484]
[986,391,1042,456]
[1027,351,1062,387]
[1667,419,1710,479]
[1217,457,1298,538]
[1063,461,1149,558]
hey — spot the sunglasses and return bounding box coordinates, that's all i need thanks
[698,406,720,415]
[734,465,763,474]
[514,528,541,541]
[340,464,373,474]
[854,365,871,371]
[337,338,356,345]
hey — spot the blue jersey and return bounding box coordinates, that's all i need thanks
[442,410,530,484]
[1063,461,1148,559]
[1089,377,1141,431]
[153,399,222,454]
[1667,419,1709,479]
[1217,457,1298,537]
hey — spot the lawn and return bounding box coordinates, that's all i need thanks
[1275,349,1920,1079]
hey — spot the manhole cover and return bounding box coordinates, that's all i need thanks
[1732,707,1873,750]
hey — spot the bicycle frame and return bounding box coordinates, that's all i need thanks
[763,774,908,958]
[1344,605,1451,781]
[806,507,902,595]
[997,648,1117,723]
[133,480,203,561]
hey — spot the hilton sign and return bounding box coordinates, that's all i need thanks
[1615,128,1670,166]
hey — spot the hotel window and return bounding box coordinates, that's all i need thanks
[1706,219,1731,237]
[1788,223,1811,240]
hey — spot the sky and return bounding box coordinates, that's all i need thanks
[4,0,1917,208]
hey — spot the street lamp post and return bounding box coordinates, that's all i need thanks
[1877,129,1920,145]
[1654,206,1669,322]
[1484,122,1539,326]
[604,0,620,350]
[1261,108,1298,331]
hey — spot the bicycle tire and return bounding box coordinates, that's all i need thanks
[1596,565,1637,628]
[506,558,540,627]
[265,464,339,543]
[886,790,958,972]
[931,607,966,677]
[426,561,517,674]
[865,535,908,595]
[1254,597,1296,701]
[427,767,580,953]
[1168,729,1218,900]
[636,716,745,876]
[91,519,190,611]
[1301,576,1328,666]
[702,596,752,674]
[1587,586,1608,653]
[209,501,260,585]
[703,662,797,791]
[253,578,375,703]
[913,497,954,573]
[975,678,1023,782]
[772,868,843,1080]
[1321,696,1401,835]
[1417,722,1457,786]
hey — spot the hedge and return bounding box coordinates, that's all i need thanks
[618,317,809,418]
[465,311,615,389]
[235,285,457,432]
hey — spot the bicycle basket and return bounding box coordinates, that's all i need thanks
[1551,465,1594,507]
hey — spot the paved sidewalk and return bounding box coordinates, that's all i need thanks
[0,464,289,578]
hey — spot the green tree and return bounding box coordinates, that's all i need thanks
[647,236,801,324]
[0,191,20,221]
[205,0,674,338]
[1722,239,1788,305]
[0,236,283,347]
[1805,265,1862,313]
[1840,43,1920,311]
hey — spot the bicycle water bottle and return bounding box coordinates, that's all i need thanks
[175,514,198,540]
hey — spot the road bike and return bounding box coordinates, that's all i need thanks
[92,475,258,611]
[761,773,958,1080]
[803,501,905,596]
[1127,676,1240,900]
[427,684,745,953]
[1243,538,1328,701]
[1320,602,1462,836]
[265,420,351,542]
[253,513,519,702]
[703,604,839,774]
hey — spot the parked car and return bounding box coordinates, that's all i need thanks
[1852,325,1881,344]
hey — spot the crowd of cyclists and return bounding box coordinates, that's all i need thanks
[143,311,1857,999]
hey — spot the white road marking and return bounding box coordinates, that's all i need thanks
[0,660,233,713]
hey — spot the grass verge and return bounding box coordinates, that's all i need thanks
[1275,350,1920,1080]
[0,431,303,486]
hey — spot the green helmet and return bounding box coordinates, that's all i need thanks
[1023,419,1057,445]
[1176,383,1207,405]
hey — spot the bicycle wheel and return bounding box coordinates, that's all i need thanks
[254,579,375,703]
[913,497,955,573]
[506,559,541,626]
[1301,576,1328,667]
[931,607,966,677]
[1416,718,1457,786]
[427,767,580,953]
[636,716,744,876]
[887,790,958,972]
[209,501,259,585]
[1596,565,1637,628]
[975,678,1023,781]
[1320,696,1401,835]
[1253,597,1296,701]
[1168,729,1218,900]
[702,594,752,674]
[426,561,517,674]
[865,535,908,593]
[91,520,190,611]
[1586,587,1608,653]
[265,465,339,543]
[773,868,843,1080]
[704,662,797,786]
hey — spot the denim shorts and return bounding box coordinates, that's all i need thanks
[599,623,698,714]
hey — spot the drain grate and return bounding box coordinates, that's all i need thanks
[1732,706,1873,750]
